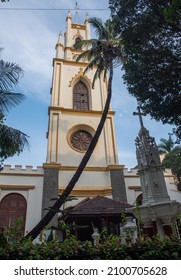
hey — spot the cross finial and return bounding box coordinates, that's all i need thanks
[133,106,146,128]
[74,2,79,22]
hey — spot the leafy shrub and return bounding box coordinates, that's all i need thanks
[1,222,181,260]
[0,235,181,260]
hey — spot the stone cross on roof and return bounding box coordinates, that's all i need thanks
[133,106,146,129]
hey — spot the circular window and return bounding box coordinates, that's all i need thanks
[70,130,93,152]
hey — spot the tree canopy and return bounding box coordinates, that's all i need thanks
[109,0,181,139]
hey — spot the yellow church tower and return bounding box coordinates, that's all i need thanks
[42,11,127,214]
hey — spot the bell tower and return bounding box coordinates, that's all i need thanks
[42,11,126,214]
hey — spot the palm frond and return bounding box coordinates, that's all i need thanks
[0,124,29,160]
[74,49,93,62]
[74,17,124,90]
[73,38,97,50]
[92,68,100,88]
[84,57,99,72]
[158,136,175,153]
[0,60,23,91]
[89,17,109,40]
[103,68,108,82]
[0,91,25,113]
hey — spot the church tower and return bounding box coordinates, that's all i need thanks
[42,11,126,214]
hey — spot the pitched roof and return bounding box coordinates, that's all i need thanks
[68,196,132,217]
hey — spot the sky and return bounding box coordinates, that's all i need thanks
[0,0,174,169]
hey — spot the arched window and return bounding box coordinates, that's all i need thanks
[0,193,27,234]
[136,194,143,205]
[73,81,89,110]
[74,37,82,50]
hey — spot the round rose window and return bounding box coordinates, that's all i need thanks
[70,130,92,151]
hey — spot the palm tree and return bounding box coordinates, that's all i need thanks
[0,58,29,166]
[25,17,124,239]
[158,134,175,154]
[158,134,181,190]
[163,145,181,190]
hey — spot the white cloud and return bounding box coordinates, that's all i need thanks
[0,9,58,101]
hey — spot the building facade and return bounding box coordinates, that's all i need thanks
[0,12,180,235]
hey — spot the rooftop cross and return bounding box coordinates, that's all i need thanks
[133,106,146,129]
[74,1,79,23]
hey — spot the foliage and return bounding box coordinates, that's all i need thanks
[133,201,143,237]
[0,55,29,165]
[109,0,181,139]
[0,115,29,161]
[163,145,181,190]
[158,135,181,190]
[2,218,24,243]
[1,227,181,259]
[158,134,176,154]
[74,17,124,86]
[1,220,181,260]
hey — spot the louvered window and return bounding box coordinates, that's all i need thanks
[73,81,89,110]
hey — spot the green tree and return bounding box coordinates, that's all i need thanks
[0,57,29,166]
[25,17,124,240]
[109,0,181,139]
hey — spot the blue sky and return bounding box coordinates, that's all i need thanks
[0,0,174,169]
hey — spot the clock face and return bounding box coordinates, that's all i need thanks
[70,130,92,151]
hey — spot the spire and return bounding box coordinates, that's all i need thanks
[56,32,63,46]
[65,9,72,59]
[84,12,89,23]
[55,32,64,58]
[66,9,72,21]
[85,13,91,40]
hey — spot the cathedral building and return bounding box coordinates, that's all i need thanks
[0,12,180,236]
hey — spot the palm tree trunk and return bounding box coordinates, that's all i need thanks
[25,63,114,240]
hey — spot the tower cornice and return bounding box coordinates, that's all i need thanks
[53,57,93,68]
[48,106,115,116]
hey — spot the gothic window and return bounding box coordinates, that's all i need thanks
[73,81,89,110]
[0,193,27,234]
[75,37,81,44]
[136,194,143,205]
[74,37,82,50]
